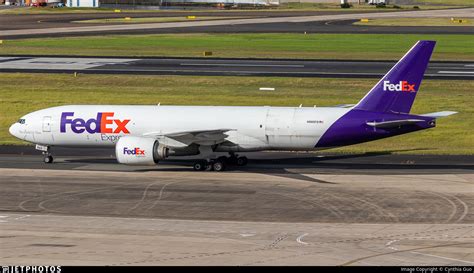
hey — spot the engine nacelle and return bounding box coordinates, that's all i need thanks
[115,136,169,165]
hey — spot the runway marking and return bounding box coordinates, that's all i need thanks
[180,63,305,68]
[410,251,474,265]
[296,233,309,245]
[438,71,474,74]
[0,215,8,223]
[386,239,399,251]
[98,69,383,76]
[451,194,470,223]
[240,233,256,237]
[14,215,30,221]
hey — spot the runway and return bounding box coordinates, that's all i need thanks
[1,56,473,79]
[1,8,473,38]
[0,147,473,265]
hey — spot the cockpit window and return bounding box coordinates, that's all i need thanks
[18,119,26,124]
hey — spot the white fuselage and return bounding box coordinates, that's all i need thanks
[11,105,350,152]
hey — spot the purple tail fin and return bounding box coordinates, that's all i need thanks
[354,40,436,114]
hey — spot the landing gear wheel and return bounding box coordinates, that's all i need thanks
[212,160,226,172]
[236,156,248,166]
[43,155,53,164]
[193,161,206,171]
[205,163,214,171]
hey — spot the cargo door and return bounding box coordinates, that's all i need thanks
[265,108,295,148]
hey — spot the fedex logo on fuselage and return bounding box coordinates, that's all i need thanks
[383,81,416,92]
[60,112,130,134]
[123,147,145,156]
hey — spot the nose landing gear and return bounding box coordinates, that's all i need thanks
[36,144,53,164]
[43,154,54,164]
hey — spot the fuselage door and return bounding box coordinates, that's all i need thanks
[42,116,52,132]
[265,108,295,148]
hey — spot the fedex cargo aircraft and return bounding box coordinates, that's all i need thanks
[9,41,456,171]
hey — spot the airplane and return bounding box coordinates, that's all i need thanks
[8,40,457,171]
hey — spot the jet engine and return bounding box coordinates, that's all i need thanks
[115,136,169,165]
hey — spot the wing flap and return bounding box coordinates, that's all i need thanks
[144,129,235,146]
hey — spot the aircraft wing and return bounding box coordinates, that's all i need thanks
[144,129,235,146]
[366,119,425,129]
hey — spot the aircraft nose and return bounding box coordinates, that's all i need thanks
[9,123,20,139]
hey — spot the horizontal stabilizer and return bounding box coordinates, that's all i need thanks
[333,104,356,108]
[421,111,458,118]
[366,119,425,129]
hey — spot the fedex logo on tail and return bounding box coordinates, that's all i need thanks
[60,112,130,134]
[383,81,416,92]
[123,147,145,156]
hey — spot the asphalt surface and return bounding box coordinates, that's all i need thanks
[1,8,473,38]
[1,145,473,265]
[1,56,473,79]
[0,149,472,265]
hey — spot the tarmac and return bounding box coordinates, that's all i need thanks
[1,56,473,79]
[1,8,473,38]
[0,147,472,265]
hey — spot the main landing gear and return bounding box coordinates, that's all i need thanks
[193,153,248,172]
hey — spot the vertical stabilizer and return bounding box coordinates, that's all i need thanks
[354,40,436,114]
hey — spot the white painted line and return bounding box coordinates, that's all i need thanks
[14,215,31,220]
[385,239,399,251]
[410,251,474,265]
[465,64,474,67]
[259,87,275,91]
[85,68,384,76]
[438,71,474,74]
[180,63,304,68]
[240,233,256,237]
[296,233,309,245]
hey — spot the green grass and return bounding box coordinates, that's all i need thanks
[1,33,473,61]
[0,73,472,155]
[74,16,244,24]
[354,17,474,27]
